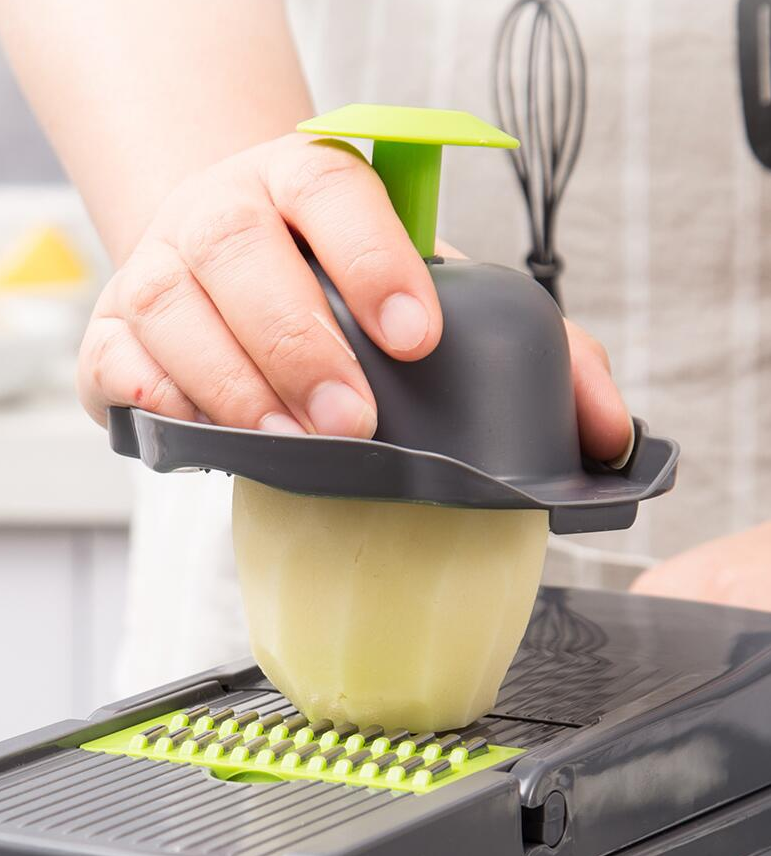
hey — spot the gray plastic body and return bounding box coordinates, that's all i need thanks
[3,587,771,856]
[326,257,579,480]
[108,256,679,534]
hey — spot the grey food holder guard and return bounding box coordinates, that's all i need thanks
[109,255,679,535]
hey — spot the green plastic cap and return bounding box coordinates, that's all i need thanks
[297,104,519,258]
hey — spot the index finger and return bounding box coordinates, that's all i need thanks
[257,135,444,361]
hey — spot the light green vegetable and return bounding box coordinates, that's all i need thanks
[233,478,547,732]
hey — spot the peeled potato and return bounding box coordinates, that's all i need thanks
[232,477,548,732]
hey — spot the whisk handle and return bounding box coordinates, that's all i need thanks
[526,253,563,311]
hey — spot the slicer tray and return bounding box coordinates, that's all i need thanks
[4,588,771,856]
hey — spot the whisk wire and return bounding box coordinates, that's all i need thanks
[530,9,547,258]
[493,0,587,308]
[551,0,586,210]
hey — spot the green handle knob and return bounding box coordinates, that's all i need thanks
[297,104,519,258]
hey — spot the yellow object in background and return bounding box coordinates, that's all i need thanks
[0,226,88,290]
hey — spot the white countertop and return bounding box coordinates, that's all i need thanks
[0,384,134,526]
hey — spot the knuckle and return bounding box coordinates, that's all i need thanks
[281,143,361,213]
[82,319,124,392]
[569,321,612,372]
[261,312,318,374]
[143,371,178,414]
[180,204,274,272]
[207,360,258,412]
[342,240,392,281]
[127,265,188,326]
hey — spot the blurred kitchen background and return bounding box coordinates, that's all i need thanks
[0,48,133,740]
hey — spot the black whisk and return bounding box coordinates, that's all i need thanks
[493,0,587,310]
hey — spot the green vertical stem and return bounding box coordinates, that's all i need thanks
[372,141,442,258]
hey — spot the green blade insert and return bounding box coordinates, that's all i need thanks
[81,706,526,796]
[297,104,520,258]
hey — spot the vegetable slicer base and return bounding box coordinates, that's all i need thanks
[3,587,771,856]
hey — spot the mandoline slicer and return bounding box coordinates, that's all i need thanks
[108,104,679,534]
[4,106,766,856]
[3,586,771,855]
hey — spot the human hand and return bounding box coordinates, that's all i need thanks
[79,134,631,460]
[630,521,771,612]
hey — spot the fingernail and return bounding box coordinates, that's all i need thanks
[195,410,212,424]
[378,292,429,352]
[307,381,377,438]
[259,412,306,435]
[606,414,636,470]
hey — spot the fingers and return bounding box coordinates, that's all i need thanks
[112,239,304,433]
[78,314,197,427]
[80,128,629,462]
[175,179,377,438]
[81,135,442,438]
[564,319,633,463]
[258,136,443,361]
